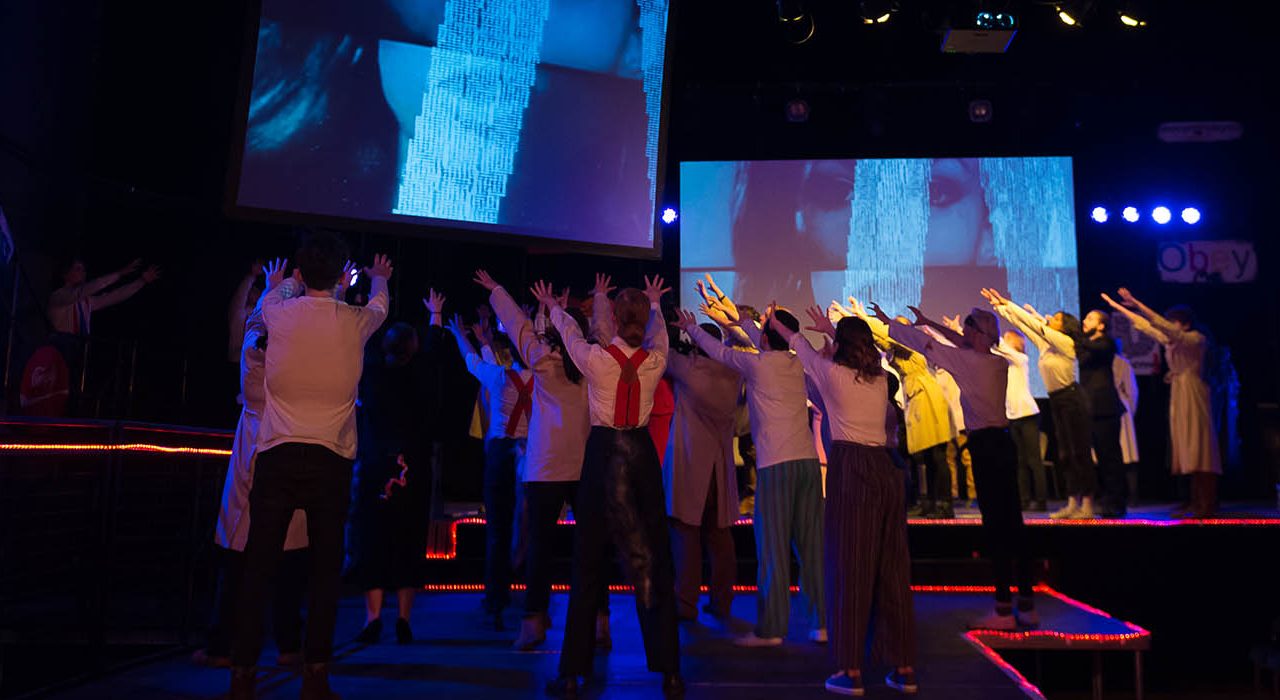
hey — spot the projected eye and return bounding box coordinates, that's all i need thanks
[802,176,855,210]
[929,176,964,208]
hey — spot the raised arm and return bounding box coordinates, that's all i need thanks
[641,274,671,357]
[589,273,617,342]
[674,308,755,376]
[480,270,546,366]
[447,313,503,388]
[534,280,596,376]
[1101,292,1170,345]
[984,288,1073,355]
[90,265,157,312]
[886,317,973,377]
[1116,287,1181,336]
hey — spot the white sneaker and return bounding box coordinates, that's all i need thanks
[1050,497,1080,520]
[734,632,784,648]
[809,628,828,644]
[967,611,1017,631]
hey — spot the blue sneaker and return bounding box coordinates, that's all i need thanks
[885,670,918,694]
[825,672,865,696]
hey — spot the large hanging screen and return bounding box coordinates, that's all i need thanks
[229,0,670,255]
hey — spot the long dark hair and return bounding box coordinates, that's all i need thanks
[1057,311,1083,342]
[542,308,586,384]
[833,316,884,379]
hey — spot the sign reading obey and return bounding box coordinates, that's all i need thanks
[1158,240,1256,284]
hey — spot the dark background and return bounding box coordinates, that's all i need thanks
[1,0,1276,500]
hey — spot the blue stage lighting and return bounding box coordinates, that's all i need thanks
[1122,206,1140,223]
[1091,206,1108,223]
[1181,207,1201,224]
[661,207,679,225]
[1152,206,1172,224]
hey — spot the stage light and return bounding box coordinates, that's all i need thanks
[1122,206,1140,223]
[777,0,816,43]
[1117,1,1149,27]
[785,98,810,122]
[661,207,678,225]
[1181,207,1201,224]
[968,99,993,123]
[1152,206,1172,224]
[860,0,895,24]
[976,11,1016,29]
[1054,1,1088,26]
[1091,207,1108,223]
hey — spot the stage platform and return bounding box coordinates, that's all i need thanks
[39,586,1143,700]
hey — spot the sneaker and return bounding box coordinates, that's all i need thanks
[1015,607,1041,628]
[1072,498,1097,520]
[906,501,934,518]
[824,672,865,696]
[967,610,1017,631]
[885,670,918,694]
[734,632,784,648]
[1050,497,1080,520]
[809,628,828,644]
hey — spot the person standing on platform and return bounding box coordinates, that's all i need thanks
[1076,310,1128,518]
[683,281,826,649]
[875,302,1038,632]
[47,256,160,336]
[985,292,1097,520]
[347,290,445,645]
[536,275,683,698]
[994,329,1048,513]
[471,269,592,651]
[445,308,534,631]
[1113,351,1141,505]
[766,306,917,697]
[230,233,391,700]
[199,258,307,670]
[662,319,742,622]
[1101,290,1220,518]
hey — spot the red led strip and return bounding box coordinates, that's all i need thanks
[962,633,1049,700]
[0,442,232,457]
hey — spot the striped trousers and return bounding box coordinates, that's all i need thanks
[753,458,825,639]
[825,442,915,671]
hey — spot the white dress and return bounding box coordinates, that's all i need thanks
[1113,354,1140,465]
[1164,330,1221,475]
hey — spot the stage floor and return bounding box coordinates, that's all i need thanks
[41,587,1142,700]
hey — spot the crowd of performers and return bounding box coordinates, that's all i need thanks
[207,231,1221,699]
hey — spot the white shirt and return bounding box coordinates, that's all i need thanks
[995,304,1077,393]
[551,301,668,428]
[994,341,1041,420]
[889,324,1009,432]
[688,326,818,468]
[461,338,533,441]
[790,334,888,446]
[48,273,146,335]
[258,278,389,459]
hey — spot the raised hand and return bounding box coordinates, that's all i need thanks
[829,300,853,319]
[591,273,615,297]
[529,280,558,308]
[556,286,571,309]
[264,258,289,290]
[141,265,162,284]
[1117,287,1138,307]
[699,302,731,327]
[444,313,465,337]
[1100,292,1125,312]
[365,254,394,280]
[804,305,837,337]
[867,301,893,325]
[943,314,963,334]
[848,296,870,319]
[643,274,671,305]
[473,269,499,291]
[670,308,698,332]
[120,258,142,276]
[980,287,1007,307]
[702,273,740,322]
[423,288,446,314]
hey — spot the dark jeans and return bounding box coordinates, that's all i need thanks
[669,470,735,618]
[560,427,678,676]
[207,546,307,657]
[912,443,950,506]
[523,480,577,617]
[483,437,522,614]
[231,443,353,665]
[966,427,1034,605]
[1049,385,1096,498]
[1092,415,1127,516]
[1009,415,1047,503]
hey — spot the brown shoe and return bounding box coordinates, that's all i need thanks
[513,615,548,651]
[300,663,341,700]
[595,612,612,651]
[229,666,255,700]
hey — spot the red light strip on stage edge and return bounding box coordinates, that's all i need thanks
[0,442,232,457]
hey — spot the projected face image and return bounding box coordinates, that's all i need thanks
[681,156,1079,396]
[235,0,668,251]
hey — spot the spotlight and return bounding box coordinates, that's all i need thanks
[1181,207,1201,224]
[785,98,810,123]
[1152,206,1172,224]
[1117,1,1149,27]
[1054,1,1091,27]
[1091,206,1109,223]
[1122,206,1140,223]
[860,0,895,24]
[661,207,678,225]
[777,0,816,43]
[968,99,993,123]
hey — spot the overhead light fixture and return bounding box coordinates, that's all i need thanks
[860,0,895,25]
[785,97,811,122]
[1091,207,1109,223]
[1181,207,1201,225]
[1117,1,1150,27]
[1054,0,1092,27]
[968,99,993,123]
[1122,206,1140,223]
[777,0,816,43]
[1152,206,1172,225]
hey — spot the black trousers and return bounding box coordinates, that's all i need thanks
[1009,415,1047,503]
[483,437,522,613]
[1092,415,1128,516]
[912,443,950,505]
[524,480,577,617]
[207,546,307,657]
[1049,385,1096,498]
[559,427,679,677]
[966,427,1034,605]
[231,443,353,665]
